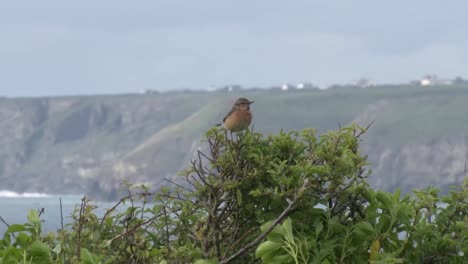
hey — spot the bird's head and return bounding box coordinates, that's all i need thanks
[234,97,254,110]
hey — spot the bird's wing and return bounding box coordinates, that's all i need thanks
[215,106,236,126]
[222,107,236,122]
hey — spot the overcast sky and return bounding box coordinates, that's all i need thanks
[1,0,467,97]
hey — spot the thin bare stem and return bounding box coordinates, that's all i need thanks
[59,197,64,230]
[220,198,298,264]
[0,216,9,228]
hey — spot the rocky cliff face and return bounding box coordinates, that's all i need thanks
[362,137,467,193]
[355,96,466,193]
[0,94,216,199]
[0,87,466,200]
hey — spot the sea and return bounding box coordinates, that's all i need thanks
[0,191,116,235]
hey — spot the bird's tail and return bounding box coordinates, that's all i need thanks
[214,123,225,131]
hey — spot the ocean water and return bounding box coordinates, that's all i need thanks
[0,191,115,235]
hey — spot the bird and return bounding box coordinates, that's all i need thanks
[218,97,254,132]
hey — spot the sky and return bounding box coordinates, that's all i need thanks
[1,0,467,97]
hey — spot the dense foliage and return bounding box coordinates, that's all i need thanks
[0,125,466,263]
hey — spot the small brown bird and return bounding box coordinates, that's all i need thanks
[218,97,254,132]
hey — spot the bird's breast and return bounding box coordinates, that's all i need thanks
[223,109,252,132]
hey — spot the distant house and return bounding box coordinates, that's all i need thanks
[280,82,318,91]
[142,89,159,94]
[453,76,468,85]
[281,83,293,91]
[420,74,452,86]
[420,74,437,86]
[296,82,317,90]
[207,86,217,92]
[354,78,374,88]
[216,84,243,92]
[228,84,243,92]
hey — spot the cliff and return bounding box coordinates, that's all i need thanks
[0,85,466,200]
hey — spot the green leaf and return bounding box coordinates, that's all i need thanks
[265,224,285,242]
[249,189,263,197]
[281,218,294,240]
[269,254,294,264]
[152,204,163,214]
[29,240,50,259]
[393,189,401,201]
[1,246,22,263]
[80,248,98,264]
[315,220,324,236]
[236,189,243,206]
[255,241,282,259]
[354,221,375,235]
[362,188,374,202]
[366,201,378,222]
[260,220,273,233]
[376,192,393,209]
[194,259,219,264]
[52,243,62,255]
[6,224,27,234]
[15,233,30,248]
[27,210,40,225]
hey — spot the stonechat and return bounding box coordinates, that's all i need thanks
[218,97,254,132]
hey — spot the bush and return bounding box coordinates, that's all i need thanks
[0,125,466,263]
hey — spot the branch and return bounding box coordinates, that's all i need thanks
[220,182,306,264]
[108,215,158,243]
[355,120,374,138]
[0,215,9,228]
[198,149,215,163]
[220,199,295,263]
[164,178,194,193]
[98,191,151,230]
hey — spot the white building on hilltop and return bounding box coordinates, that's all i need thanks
[296,82,317,90]
[354,78,374,88]
[420,74,452,86]
[281,83,292,91]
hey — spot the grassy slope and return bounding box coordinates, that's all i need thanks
[123,84,468,160]
[116,85,468,184]
[4,84,468,195]
[210,85,468,144]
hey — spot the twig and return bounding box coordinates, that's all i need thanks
[0,215,10,228]
[98,191,151,230]
[108,215,159,243]
[355,120,374,138]
[59,197,64,230]
[222,227,256,260]
[220,199,296,263]
[220,192,303,264]
[163,178,194,193]
[163,206,171,257]
[464,160,467,176]
[198,149,215,163]
[156,193,189,202]
[107,206,180,244]
[76,195,87,260]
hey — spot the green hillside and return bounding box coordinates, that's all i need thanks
[0,84,467,199]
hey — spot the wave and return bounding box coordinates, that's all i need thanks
[0,190,51,198]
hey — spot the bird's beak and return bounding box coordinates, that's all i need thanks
[249,101,254,104]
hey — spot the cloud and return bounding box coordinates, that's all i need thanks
[0,1,467,96]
